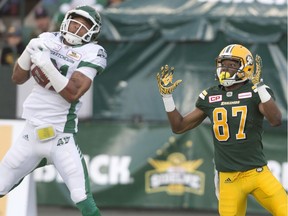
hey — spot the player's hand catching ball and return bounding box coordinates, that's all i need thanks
[156,64,182,96]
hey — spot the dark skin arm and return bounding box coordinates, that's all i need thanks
[11,63,30,84]
[165,84,282,135]
[259,98,282,126]
[225,82,282,127]
[12,62,92,103]
[165,95,281,135]
[166,97,281,135]
[166,107,207,134]
[58,71,92,103]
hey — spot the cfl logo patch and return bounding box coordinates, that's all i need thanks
[57,136,70,146]
[209,95,222,103]
[97,49,107,58]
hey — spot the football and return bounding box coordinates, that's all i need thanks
[30,64,54,91]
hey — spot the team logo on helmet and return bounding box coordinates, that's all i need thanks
[246,55,253,66]
[215,44,255,87]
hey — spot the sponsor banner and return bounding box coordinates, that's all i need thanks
[145,153,205,195]
[34,122,287,214]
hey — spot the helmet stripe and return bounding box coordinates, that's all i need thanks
[222,45,235,55]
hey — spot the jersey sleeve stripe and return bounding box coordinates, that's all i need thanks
[78,61,105,74]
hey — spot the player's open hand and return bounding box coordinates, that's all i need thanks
[156,64,182,95]
[251,54,263,85]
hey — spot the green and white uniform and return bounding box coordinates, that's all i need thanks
[0,32,107,209]
[23,32,107,133]
[196,81,274,172]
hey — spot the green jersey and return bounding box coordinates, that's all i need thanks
[196,81,274,172]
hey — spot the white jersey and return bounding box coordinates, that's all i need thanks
[22,32,107,133]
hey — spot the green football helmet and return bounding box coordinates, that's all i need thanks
[60,5,101,45]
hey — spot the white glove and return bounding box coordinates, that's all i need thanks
[30,46,68,93]
[30,46,51,69]
[27,38,47,53]
[17,38,45,70]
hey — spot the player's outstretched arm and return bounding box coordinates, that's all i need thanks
[156,65,206,134]
[168,108,207,134]
[252,55,282,126]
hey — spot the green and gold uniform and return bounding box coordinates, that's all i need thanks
[196,80,287,216]
[196,80,268,172]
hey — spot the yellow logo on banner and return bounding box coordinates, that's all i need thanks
[0,125,12,216]
[145,152,205,195]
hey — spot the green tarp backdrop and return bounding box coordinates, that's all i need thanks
[93,0,287,121]
[0,0,286,214]
[35,122,287,214]
[35,0,287,214]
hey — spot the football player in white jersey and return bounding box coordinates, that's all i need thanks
[0,5,106,216]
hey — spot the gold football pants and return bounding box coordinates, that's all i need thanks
[218,166,288,216]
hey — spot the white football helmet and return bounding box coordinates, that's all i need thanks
[60,5,101,45]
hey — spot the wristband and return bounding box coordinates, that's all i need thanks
[47,69,69,93]
[162,94,176,112]
[40,61,69,93]
[17,48,31,70]
[257,83,271,103]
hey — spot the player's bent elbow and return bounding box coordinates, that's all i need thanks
[172,130,184,134]
[60,87,82,103]
[270,118,282,127]
[11,64,30,84]
[64,95,79,103]
[11,74,26,84]
[171,127,186,134]
[65,91,84,103]
[172,129,179,134]
[11,75,19,84]
[269,114,282,127]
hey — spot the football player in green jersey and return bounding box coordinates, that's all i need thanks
[157,44,287,216]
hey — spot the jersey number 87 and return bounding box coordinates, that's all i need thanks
[213,106,247,141]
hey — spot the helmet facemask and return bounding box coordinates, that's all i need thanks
[216,57,246,87]
[215,44,254,87]
[60,6,101,45]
